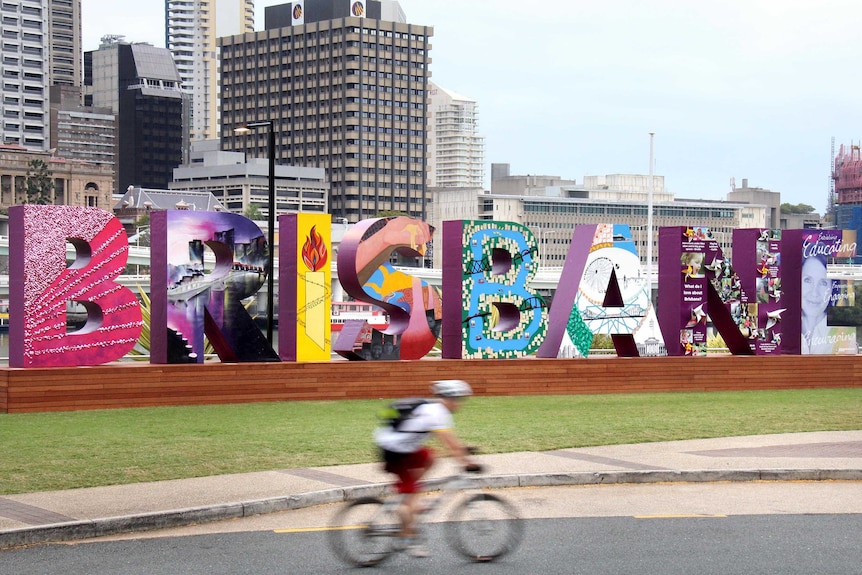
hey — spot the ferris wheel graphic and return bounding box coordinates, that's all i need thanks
[573,249,649,334]
[581,256,615,303]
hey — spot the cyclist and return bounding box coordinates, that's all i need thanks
[374,379,480,558]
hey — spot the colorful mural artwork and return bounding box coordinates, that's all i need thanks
[441,220,547,359]
[570,224,650,356]
[659,226,858,357]
[149,210,279,364]
[279,213,332,362]
[8,205,862,368]
[335,216,441,360]
[659,226,762,356]
[798,229,857,355]
[536,224,650,358]
[8,205,142,367]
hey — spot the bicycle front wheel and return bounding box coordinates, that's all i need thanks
[327,497,399,567]
[446,493,524,562]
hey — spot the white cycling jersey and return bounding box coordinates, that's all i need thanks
[373,400,454,454]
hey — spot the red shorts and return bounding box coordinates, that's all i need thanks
[382,447,434,494]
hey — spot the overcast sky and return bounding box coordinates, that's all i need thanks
[82,0,862,212]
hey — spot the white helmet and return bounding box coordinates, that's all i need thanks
[431,379,473,398]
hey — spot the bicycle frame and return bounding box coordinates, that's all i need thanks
[381,472,477,526]
[328,468,523,566]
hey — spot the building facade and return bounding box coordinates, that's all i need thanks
[429,172,769,269]
[166,0,254,143]
[49,84,115,171]
[113,185,226,234]
[219,0,432,222]
[426,81,484,188]
[48,0,81,87]
[85,39,186,191]
[832,143,862,238]
[0,144,113,210]
[0,0,49,149]
[169,139,329,217]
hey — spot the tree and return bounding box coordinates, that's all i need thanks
[17,159,54,205]
[131,213,150,247]
[244,204,263,220]
[780,202,816,215]
[375,210,409,218]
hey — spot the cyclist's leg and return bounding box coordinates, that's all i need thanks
[393,447,434,539]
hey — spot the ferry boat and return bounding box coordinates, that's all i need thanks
[331,301,389,332]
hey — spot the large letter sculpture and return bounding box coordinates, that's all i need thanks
[658,226,794,356]
[335,216,441,360]
[8,205,142,367]
[538,224,650,358]
[659,226,757,356]
[150,210,279,363]
[441,220,546,359]
[279,213,332,361]
[785,229,857,355]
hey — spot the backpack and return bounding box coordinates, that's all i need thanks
[378,398,428,431]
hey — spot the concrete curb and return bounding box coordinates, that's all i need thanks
[2,468,860,549]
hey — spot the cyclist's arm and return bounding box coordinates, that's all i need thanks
[433,428,473,467]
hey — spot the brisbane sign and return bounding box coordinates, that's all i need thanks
[6,205,858,368]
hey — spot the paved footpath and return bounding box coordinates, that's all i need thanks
[1,430,861,549]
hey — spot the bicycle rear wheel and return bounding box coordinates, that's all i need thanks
[327,497,399,567]
[446,493,524,562]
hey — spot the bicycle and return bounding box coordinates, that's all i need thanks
[327,465,524,567]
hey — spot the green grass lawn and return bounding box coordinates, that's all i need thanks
[1,388,861,495]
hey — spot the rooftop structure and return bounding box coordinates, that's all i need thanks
[169,140,329,217]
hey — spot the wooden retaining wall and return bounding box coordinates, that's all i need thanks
[1,355,860,413]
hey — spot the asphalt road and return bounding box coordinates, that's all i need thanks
[3,482,862,574]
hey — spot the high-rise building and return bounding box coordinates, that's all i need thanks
[166,0,254,143]
[427,82,484,189]
[48,0,82,87]
[833,143,862,238]
[49,84,116,170]
[85,38,186,191]
[0,0,50,149]
[219,0,433,222]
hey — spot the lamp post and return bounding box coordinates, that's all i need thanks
[236,120,276,346]
[647,132,656,337]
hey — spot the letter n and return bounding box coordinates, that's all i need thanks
[658,226,781,356]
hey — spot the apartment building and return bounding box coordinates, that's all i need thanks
[219,0,432,222]
[166,0,254,142]
[427,81,484,188]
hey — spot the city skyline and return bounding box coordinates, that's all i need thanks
[81,0,862,213]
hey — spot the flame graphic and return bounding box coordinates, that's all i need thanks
[293,4,302,19]
[302,225,328,271]
[351,1,364,16]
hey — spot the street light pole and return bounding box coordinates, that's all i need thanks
[236,120,276,346]
[647,132,655,335]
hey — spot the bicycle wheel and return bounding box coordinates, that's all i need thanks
[446,493,524,562]
[327,497,399,567]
